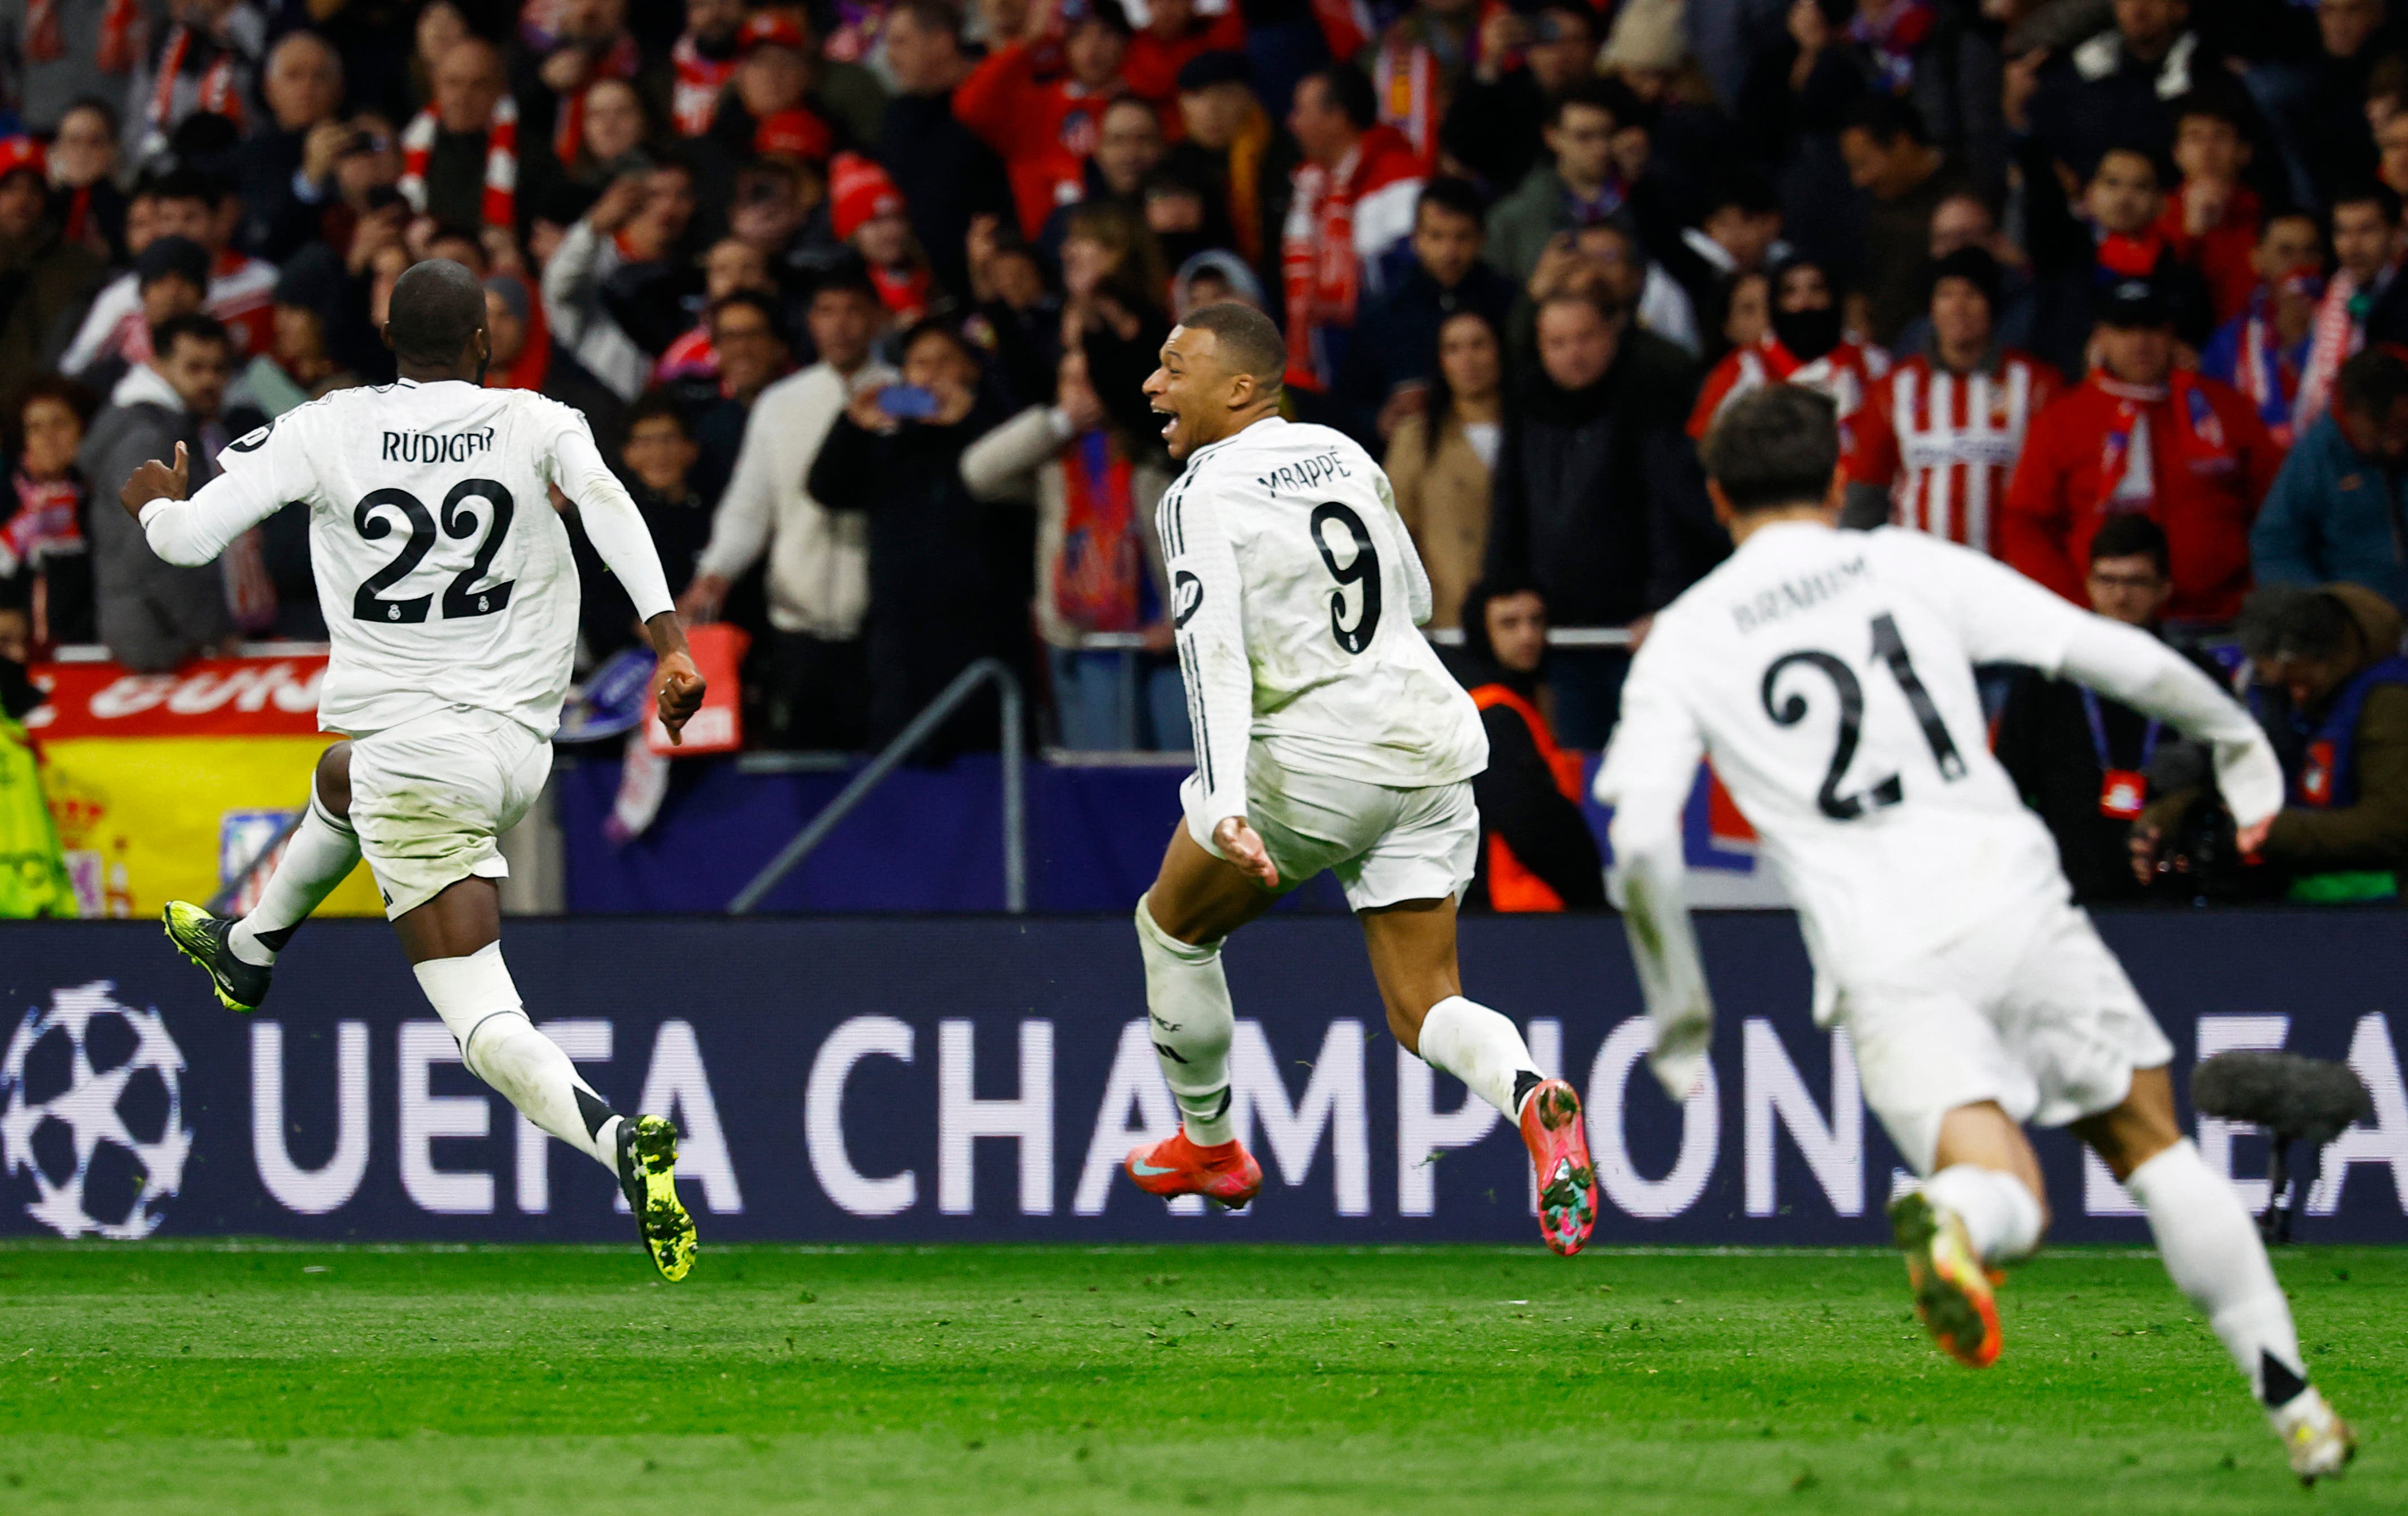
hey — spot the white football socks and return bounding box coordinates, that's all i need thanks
[1416,995,1545,1122]
[2124,1138,2313,1409]
[413,943,621,1172]
[1134,893,1237,1147]
[228,795,360,967]
[1923,1164,2045,1264]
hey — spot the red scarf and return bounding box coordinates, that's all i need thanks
[2233,278,2315,448]
[1054,432,1141,633]
[870,262,931,324]
[149,22,247,134]
[27,0,141,71]
[487,302,553,394]
[1372,41,1442,167]
[2096,229,2165,278]
[1281,125,1415,391]
[2297,261,2393,426]
[0,473,82,580]
[2093,372,2232,508]
[552,36,642,166]
[670,33,739,137]
[60,185,93,246]
[400,95,519,230]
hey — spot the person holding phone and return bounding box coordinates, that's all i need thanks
[810,319,1024,752]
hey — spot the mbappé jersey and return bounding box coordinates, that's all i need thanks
[1163,416,1486,830]
[1595,524,2280,992]
[139,378,673,738]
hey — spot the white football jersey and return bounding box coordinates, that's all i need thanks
[1163,416,1486,832]
[142,377,673,738]
[1596,524,2279,987]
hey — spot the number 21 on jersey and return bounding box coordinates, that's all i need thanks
[1761,612,1967,820]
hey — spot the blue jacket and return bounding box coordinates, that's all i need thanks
[2250,413,2408,612]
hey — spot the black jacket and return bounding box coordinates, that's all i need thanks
[1482,334,1722,626]
[809,407,1030,750]
[876,91,1017,305]
[1993,643,2223,903]
[1334,259,1518,445]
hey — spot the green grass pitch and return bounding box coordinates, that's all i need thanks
[0,1241,2397,1514]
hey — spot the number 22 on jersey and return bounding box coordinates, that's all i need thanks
[1761,612,1968,820]
[353,478,517,623]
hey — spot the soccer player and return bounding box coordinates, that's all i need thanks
[119,260,706,1283]
[1122,302,1600,1256]
[1595,382,2354,1482]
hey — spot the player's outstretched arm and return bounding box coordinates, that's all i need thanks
[123,437,292,568]
[1940,543,2283,838]
[1594,647,1715,1098]
[545,405,696,738]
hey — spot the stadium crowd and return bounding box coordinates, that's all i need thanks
[3,0,2408,904]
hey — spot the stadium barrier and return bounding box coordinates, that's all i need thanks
[2,913,2402,1245]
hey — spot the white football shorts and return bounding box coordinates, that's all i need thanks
[346,705,551,920]
[1182,747,1478,912]
[1838,898,2174,1175]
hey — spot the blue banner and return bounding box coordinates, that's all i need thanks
[1,914,2402,1244]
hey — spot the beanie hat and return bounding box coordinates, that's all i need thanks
[1928,246,2003,310]
[830,152,905,243]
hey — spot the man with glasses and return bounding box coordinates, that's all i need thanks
[1993,514,2220,901]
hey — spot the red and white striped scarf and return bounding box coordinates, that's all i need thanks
[0,473,82,580]
[552,34,642,166]
[670,33,740,137]
[2232,282,2314,448]
[2095,372,2230,505]
[25,0,142,71]
[400,94,519,230]
[2297,265,2381,430]
[149,22,248,133]
[1373,42,1441,166]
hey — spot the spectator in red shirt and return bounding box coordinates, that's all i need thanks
[954,0,1135,239]
[1122,0,1245,111]
[2003,276,2281,626]
[2156,93,2262,328]
[1687,254,1885,448]
[1846,247,2061,556]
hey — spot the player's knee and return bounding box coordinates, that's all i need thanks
[313,742,354,821]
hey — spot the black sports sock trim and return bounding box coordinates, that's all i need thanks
[576,1087,618,1140]
[1511,1069,1544,1113]
[2261,1351,2309,1409]
[253,923,299,952]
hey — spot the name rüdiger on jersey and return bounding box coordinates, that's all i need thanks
[382,428,497,464]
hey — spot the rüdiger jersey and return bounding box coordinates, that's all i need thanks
[139,378,674,738]
[1162,416,1486,831]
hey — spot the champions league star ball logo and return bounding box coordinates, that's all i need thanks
[0,983,191,1239]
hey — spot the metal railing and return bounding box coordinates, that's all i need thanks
[728,657,1027,915]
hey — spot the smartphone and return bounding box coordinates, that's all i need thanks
[878,385,940,420]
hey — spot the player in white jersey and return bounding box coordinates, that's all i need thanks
[1595,384,2354,1482]
[119,261,708,1282]
[1118,303,1600,1254]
